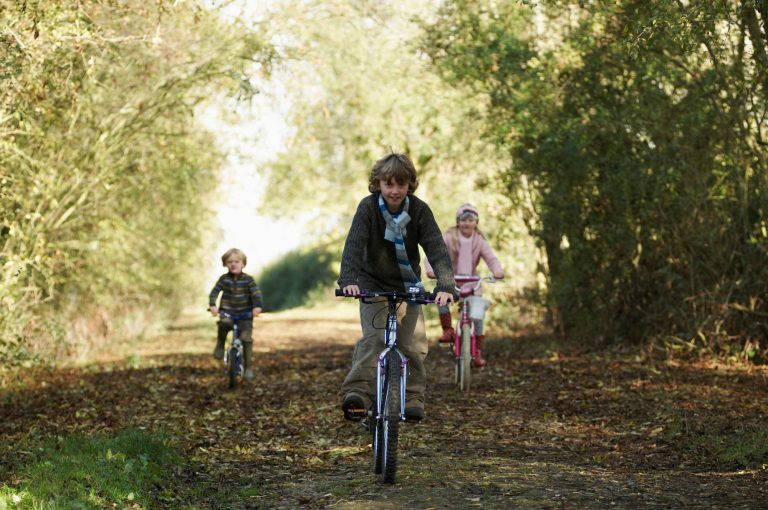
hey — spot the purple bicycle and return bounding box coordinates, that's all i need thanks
[336,287,436,484]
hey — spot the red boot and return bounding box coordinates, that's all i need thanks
[474,335,487,367]
[439,312,454,343]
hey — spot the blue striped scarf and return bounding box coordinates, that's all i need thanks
[378,195,424,292]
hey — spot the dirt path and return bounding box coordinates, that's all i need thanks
[2,304,767,509]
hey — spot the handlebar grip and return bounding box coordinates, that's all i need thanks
[335,289,345,297]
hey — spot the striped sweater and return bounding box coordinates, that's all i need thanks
[208,272,263,313]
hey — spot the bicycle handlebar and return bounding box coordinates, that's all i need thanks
[454,274,496,289]
[335,288,436,304]
[218,310,253,321]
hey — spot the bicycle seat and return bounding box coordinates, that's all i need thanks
[459,282,477,298]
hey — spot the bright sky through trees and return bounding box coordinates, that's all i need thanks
[201,92,307,278]
[202,0,307,278]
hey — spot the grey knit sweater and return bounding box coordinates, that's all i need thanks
[338,193,456,294]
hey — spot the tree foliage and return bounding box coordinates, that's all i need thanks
[251,0,539,317]
[257,1,514,225]
[0,0,275,364]
[423,0,768,353]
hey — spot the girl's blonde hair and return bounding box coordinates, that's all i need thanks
[221,248,247,266]
[368,153,419,193]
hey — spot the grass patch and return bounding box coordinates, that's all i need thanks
[710,429,768,467]
[666,414,768,468]
[0,429,180,509]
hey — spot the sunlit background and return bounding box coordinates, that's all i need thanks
[200,87,308,280]
[200,1,293,279]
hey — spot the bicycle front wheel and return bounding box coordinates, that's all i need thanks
[459,324,472,391]
[227,346,238,389]
[372,411,383,474]
[372,361,386,475]
[381,350,401,484]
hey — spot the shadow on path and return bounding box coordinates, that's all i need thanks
[1,309,766,509]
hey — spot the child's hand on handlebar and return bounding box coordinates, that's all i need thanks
[434,291,454,307]
[342,285,361,296]
[252,307,262,316]
[209,305,219,317]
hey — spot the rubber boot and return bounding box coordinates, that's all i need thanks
[243,341,254,380]
[439,312,454,343]
[212,338,225,360]
[474,335,487,367]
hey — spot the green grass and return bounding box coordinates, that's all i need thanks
[714,429,768,467]
[0,429,180,509]
[665,413,768,468]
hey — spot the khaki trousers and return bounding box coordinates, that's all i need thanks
[341,299,428,408]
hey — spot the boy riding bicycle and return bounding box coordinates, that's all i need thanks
[208,248,263,380]
[338,152,455,423]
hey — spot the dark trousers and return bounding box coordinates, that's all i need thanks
[217,317,253,345]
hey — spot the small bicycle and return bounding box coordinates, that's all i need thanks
[336,287,436,484]
[452,275,496,391]
[218,310,252,389]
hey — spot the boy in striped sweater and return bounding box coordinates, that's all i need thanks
[208,248,263,380]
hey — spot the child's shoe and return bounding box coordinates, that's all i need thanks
[212,343,224,360]
[342,393,368,421]
[404,406,424,423]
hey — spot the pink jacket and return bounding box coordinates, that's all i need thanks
[425,227,504,279]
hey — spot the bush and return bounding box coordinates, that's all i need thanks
[258,244,340,312]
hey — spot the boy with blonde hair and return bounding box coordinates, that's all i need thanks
[208,248,263,380]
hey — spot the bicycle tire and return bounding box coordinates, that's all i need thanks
[454,341,460,385]
[372,410,383,474]
[453,327,460,385]
[372,358,386,475]
[459,324,472,391]
[227,346,238,389]
[382,349,401,484]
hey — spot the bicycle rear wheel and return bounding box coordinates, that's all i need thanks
[227,346,238,389]
[458,324,472,391]
[381,350,401,484]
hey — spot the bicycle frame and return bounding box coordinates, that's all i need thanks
[219,311,252,388]
[375,298,409,422]
[455,294,476,360]
[452,275,487,357]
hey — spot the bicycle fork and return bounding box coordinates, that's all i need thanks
[375,347,408,421]
[224,324,243,374]
[375,309,408,421]
[455,302,476,359]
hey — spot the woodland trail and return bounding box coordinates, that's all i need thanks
[1,304,767,509]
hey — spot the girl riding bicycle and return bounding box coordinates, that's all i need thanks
[425,203,504,367]
[338,152,455,423]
